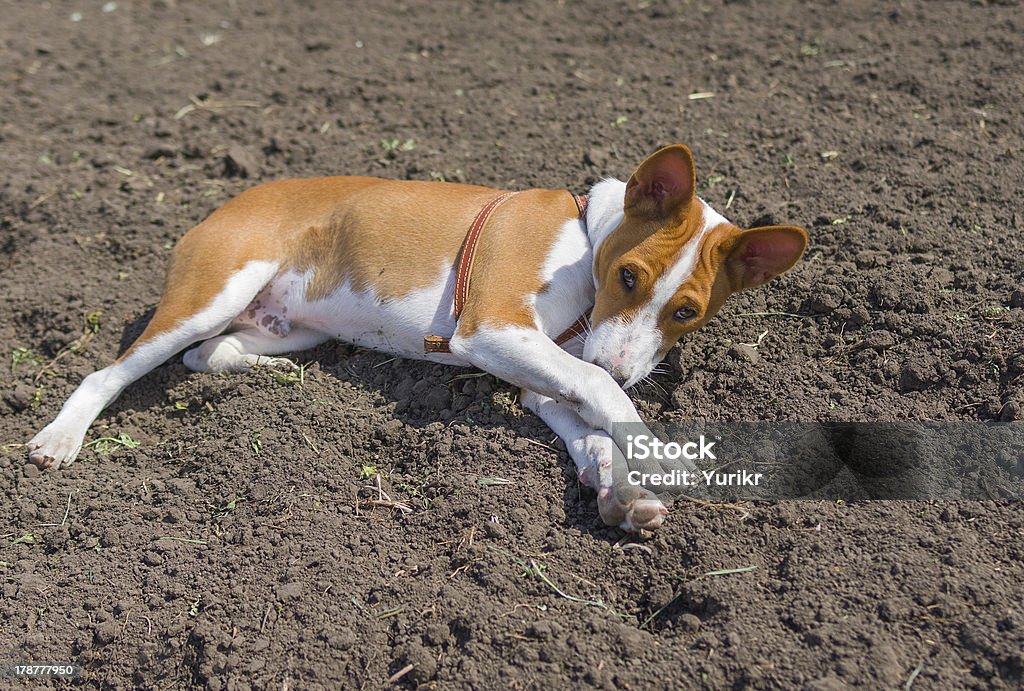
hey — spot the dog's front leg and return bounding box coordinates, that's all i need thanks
[450,326,691,523]
[450,325,644,444]
[521,390,668,531]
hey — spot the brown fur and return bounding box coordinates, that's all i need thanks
[584,145,807,359]
[456,189,583,335]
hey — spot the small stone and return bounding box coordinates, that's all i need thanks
[378,418,404,441]
[807,293,840,313]
[849,306,871,326]
[423,385,452,410]
[899,359,939,392]
[647,583,675,611]
[22,464,40,478]
[397,643,437,683]
[613,622,645,656]
[142,551,163,566]
[527,619,561,640]
[1000,401,1021,422]
[328,629,356,650]
[224,145,260,178]
[679,613,702,632]
[1010,290,1024,308]
[584,147,609,168]
[728,343,760,365]
[482,520,506,539]
[870,283,902,310]
[99,527,119,547]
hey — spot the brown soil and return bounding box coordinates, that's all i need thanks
[2,0,1023,688]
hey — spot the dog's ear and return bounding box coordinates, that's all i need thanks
[624,145,695,220]
[724,225,808,291]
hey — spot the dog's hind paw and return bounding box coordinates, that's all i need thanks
[27,424,84,470]
[251,356,300,371]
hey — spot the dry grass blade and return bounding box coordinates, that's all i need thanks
[174,94,263,120]
[703,565,757,577]
[38,492,73,527]
[526,560,607,609]
[734,311,815,319]
[641,565,758,628]
[387,664,415,684]
[478,477,512,486]
[904,662,924,690]
[360,475,413,514]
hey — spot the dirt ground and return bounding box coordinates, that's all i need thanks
[2,0,1023,688]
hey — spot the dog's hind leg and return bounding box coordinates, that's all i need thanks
[27,260,280,469]
[182,327,328,373]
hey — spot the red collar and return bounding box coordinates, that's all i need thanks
[424,191,591,354]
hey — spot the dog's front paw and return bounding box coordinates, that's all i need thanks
[578,432,670,531]
[27,423,84,470]
[597,483,668,532]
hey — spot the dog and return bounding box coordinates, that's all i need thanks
[27,144,807,531]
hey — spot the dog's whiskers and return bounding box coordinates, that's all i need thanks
[639,373,670,401]
[571,315,594,345]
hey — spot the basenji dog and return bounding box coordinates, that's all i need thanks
[27,145,807,531]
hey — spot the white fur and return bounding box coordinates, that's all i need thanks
[583,178,628,264]
[533,216,592,353]
[291,261,467,365]
[449,324,642,431]
[521,389,667,531]
[28,260,280,468]
[448,323,686,531]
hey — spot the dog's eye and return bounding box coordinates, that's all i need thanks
[620,267,636,290]
[674,307,697,321]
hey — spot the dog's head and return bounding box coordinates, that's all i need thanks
[583,144,808,388]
